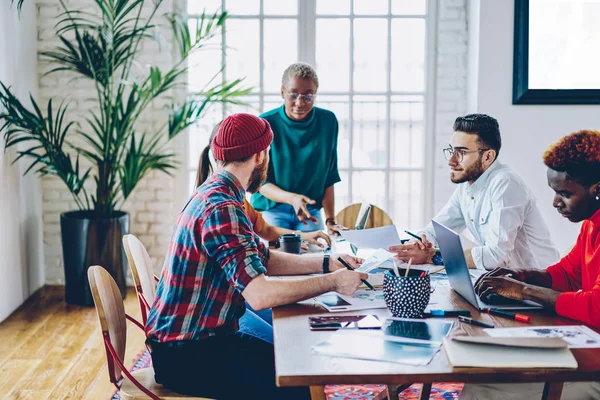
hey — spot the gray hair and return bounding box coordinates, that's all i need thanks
[281,62,319,89]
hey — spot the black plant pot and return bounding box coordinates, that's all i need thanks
[60,210,129,306]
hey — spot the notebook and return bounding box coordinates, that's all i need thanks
[443,336,578,369]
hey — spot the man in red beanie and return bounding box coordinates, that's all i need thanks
[145,113,366,399]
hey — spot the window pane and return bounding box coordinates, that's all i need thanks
[354,19,387,91]
[264,0,297,15]
[264,19,298,93]
[225,0,259,15]
[263,95,282,114]
[316,19,350,92]
[187,19,222,92]
[187,103,223,169]
[354,0,388,15]
[316,95,350,168]
[352,171,386,209]
[390,101,424,168]
[390,171,423,229]
[335,171,350,215]
[225,20,260,90]
[224,96,260,115]
[317,0,350,15]
[352,96,387,168]
[391,19,425,92]
[188,0,222,15]
[392,0,426,15]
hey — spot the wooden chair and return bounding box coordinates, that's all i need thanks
[123,234,159,324]
[335,203,393,229]
[88,265,211,399]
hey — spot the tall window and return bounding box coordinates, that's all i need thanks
[186,0,429,229]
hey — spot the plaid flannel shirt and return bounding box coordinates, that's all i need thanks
[146,170,269,342]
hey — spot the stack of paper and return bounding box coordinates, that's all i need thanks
[443,336,578,369]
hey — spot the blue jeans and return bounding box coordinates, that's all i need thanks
[238,306,273,344]
[262,203,324,231]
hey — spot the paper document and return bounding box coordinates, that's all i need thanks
[339,225,402,250]
[316,289,387,312]
[357,249,396,273]
[313,330,440,365]
[443,337,578,369]
[484,325,600,348]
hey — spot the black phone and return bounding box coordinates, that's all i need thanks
[308,315,382,331]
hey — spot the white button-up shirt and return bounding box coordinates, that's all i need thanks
[420,161,560,270]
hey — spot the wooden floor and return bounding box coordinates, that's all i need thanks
[0,286,146,400]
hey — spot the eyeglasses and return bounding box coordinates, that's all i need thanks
[443,147,490,162]
[285,92,315,103]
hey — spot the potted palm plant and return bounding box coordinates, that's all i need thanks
[1,0,249,305]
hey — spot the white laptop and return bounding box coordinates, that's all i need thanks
[432,220,543,311]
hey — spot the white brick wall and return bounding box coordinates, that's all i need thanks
[37,0,177,283]
[433,0,469,212]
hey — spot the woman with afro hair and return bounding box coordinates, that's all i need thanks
[462,130,600,399]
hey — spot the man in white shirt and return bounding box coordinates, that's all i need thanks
[389,114,559,270]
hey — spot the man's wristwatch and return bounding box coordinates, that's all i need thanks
[325,217,336,226]
[322,254,330,274]
[432,248,444,266]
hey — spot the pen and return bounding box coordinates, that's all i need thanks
[425,309,471,317]
[337,257,375,290]
[458,315,495,328]
[486,308,531,323]
[404,230,423,242]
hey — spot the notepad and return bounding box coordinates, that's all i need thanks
[443,336,578,369]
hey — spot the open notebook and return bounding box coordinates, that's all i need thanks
[443,336,578,369]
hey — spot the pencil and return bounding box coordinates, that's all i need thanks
[337,257,375,290]
[430,266,446,274]
[405,258,413,277]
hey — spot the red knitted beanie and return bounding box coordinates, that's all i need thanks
[212,113,274,161]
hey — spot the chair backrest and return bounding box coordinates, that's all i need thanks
[88,265,127,384]
[123,234,156,323]
[336,203,393,230]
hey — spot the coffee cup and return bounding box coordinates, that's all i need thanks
[279,233,302,254]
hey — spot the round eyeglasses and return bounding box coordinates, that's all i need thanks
[443,147,490,162]
[285,92,315,103]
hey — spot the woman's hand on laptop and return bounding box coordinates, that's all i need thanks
[474,267,527,295]
[477,275,529,301]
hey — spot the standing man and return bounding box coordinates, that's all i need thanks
[146,113,366,400]
[389,114,559,270]
[251,62,345,234]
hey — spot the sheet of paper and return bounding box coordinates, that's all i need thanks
[357,249,396,273]
[312,330,440,365]
[339,225,402,250]
[316,289,387,312]
[484,325,600,349]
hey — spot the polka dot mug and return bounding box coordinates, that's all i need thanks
[383,269,431,318]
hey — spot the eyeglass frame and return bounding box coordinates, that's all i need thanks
[442,146,491,162]
[284,91,316,104]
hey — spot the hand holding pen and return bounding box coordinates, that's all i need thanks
[404,230,433,251]
[337,257,375,290]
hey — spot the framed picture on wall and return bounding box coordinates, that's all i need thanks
[513,0,600,104]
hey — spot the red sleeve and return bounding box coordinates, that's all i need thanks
[554,279,600,329]
[546,227,584,292]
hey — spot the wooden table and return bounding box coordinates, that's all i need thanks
[272,285,600,400]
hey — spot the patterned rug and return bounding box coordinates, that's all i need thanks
[110,350,463,399]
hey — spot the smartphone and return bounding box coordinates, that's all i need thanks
[309,315,382,331]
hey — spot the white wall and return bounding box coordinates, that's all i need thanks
[469,0,599,254]
[0,0,45,322]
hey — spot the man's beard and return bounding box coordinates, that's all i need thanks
[246,158,268,193]
[450,157,484,184]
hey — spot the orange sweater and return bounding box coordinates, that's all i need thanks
[243,199,267,235]
[547,209,600,328]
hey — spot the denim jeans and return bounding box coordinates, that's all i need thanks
[238,306,273,344]
[261,203,324,231]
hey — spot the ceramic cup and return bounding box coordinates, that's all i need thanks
[383,269,431,318]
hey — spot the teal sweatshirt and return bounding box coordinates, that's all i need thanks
[250,105,341,211]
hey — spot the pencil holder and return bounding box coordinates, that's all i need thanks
[383,270,431,318]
